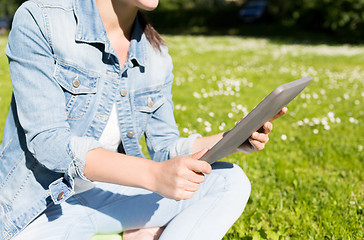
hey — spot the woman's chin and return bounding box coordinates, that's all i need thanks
[136,0,159,11]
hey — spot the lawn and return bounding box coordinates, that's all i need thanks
[0,34,363,239]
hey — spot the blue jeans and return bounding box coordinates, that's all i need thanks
[14,162,251,240]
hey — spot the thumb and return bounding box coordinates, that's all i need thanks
[190,148,209,160]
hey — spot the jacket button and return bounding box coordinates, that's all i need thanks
[147,97,154,108]
[57,192,65,201]
[120,89,127,97]
[72,76,80,88]
[127,131,134,138]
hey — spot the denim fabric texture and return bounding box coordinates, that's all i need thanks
[13,162,251,240]
[0,0,200,238]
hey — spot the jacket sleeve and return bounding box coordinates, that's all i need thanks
[145,47,201,162]
[5,2,101,200]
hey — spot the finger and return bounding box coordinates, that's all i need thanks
[251,132,269,144]
[190,148,209,160]
[257,122,273,134]
[269,107,287,122]
[184,191,195,200]
[262,121,273,134]
[176,191,194,201]
[249,139,265,151]
[184,181,201,192]
[186,158,212,175]
[188,171,206,184]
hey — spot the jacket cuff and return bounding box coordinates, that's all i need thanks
[169,133,202,158]
[67,136,102,181]
[49,137,102,204]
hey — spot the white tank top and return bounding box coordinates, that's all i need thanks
[74,104,121,193]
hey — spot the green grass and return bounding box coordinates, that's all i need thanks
[167,36,364,240]
[0,36,12,140]
[1,35,363,239]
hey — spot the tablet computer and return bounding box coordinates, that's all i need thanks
[199,76,312,164]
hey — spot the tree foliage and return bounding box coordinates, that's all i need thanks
[159,0,364,34]
[158,0,229,10]
[2,0,363,36]
[260,0,364,33]
[0,0,18,17]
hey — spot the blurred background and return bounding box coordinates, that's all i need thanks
[1,0,364,43]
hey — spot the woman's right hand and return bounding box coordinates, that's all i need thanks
[151,149,212,201]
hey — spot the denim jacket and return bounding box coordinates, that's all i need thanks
[0,0,199,238]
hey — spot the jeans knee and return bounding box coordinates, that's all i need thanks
[212,162,251,212]
[230,164,251,202]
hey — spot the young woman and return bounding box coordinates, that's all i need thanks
[0,0,286,239]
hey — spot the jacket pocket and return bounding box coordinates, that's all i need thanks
[54,61,99,120]
[134,90,166,113]
[133,90,166,135]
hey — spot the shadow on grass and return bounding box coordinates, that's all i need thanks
[146,8,364,46]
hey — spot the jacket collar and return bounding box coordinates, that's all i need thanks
[127,16,146,68]
[74,0,108,44]
[73,0,145,67]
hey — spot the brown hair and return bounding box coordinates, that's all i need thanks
[137,11,165,51]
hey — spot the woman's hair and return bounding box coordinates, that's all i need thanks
[137,11,165,51]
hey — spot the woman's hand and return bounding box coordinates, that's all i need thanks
[236,107,287,153]
[150,149,212,201]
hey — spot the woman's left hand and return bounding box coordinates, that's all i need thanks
[236,107,287,153]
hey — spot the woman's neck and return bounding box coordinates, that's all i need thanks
[96,0,138,41]
[96,0,138,64]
